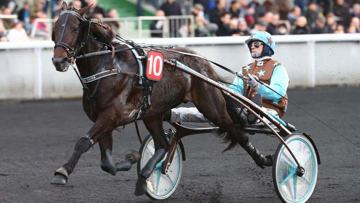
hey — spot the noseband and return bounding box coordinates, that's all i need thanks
[54,10,89,61]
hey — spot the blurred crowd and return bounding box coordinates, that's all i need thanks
[1,0,359,42]
[151,0,360,37]
[0,0,119,42]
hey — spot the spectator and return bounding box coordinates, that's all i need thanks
[229,0,240,18]
[311,16,326,34]
[80,0,88,7]
[333,0,351,28]
[160,0,182,37]
[69,0,82,10]
[324,12,337,33]
[87,0,105,17]
[305,1,320,30]
[160,0,182,16]
[266,12,279,35]
[17,1,30,23]
[17,1,32,34]
[106,9,120,34]
[291,16,310,34]
[239,0,255,27]
[277,21,289,35]
[349,16,360,32]
[347,25,357,32]
[263,0,278,12]
[351,3,360,18]
[192,3,205,18]
[150,10,165,38]
[263,11,273,24]
[216,11,232,36]
[334,24,345,33]
[288,5,301,26]
[194,15,218,36]
[53,0,64,17]
[34,11,49,38]
[294,0,308,14]
[6,21,29,41]
[194,0,210,15]
[318,0,331,16]
[1,7,14,29]
[30,0,46,22]
[0,19,8,41]
[0,0,17,14]
[278,0,292,20]
[247,0,266,23]
[237,18,251,36]
[209,0,226,26]
[251,20,268,34]
[229,17,240,35]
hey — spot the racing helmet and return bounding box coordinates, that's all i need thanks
[245,31,275,57]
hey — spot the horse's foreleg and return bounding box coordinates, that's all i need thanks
[51,118,113,185]
[99,132,118,175]
[99,132,140,175]
[135,116,170,196]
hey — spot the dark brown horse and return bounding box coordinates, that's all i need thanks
[51,2,272,196]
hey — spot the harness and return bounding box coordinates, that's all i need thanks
[55,10,153,121]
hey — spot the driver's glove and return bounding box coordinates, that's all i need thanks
[247,74,261,91]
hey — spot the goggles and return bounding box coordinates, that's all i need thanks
[249,42,264,48]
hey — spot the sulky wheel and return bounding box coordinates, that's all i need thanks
[273,133,319,203]
[137,134,183,200]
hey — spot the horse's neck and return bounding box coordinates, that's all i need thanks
[76,42,106,78]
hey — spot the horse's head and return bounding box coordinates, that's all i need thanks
[51,2,91,72]
[52,2,116,72]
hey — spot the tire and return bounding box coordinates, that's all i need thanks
[273,133,318,203]
[137,134,183,200]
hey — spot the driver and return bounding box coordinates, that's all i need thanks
[164,31,289,125]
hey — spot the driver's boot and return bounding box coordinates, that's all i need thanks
[244,141,273,169]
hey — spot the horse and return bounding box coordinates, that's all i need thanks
[51,2,272,196]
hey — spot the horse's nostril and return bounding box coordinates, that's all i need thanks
[61,58,68,63]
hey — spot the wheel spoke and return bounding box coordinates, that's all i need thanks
[166,173,175,185]
[279,170,296,187]
[281,155,296,169]
[301,176,311,185]
[300,154,311,166]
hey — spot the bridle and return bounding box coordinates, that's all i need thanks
[54,10,90,62]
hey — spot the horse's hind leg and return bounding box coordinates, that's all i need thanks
[135,115,170,196]
[194,86,272,168]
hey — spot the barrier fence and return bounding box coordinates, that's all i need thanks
[30,15,194,39]
[0,34,359,100]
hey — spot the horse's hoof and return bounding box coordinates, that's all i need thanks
[134,176,147,196]
[255,154,273,169]
[125,150,141,163]
[51,174,67,185]
[51,167,68,185]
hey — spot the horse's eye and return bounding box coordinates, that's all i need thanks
[73,27,78,32]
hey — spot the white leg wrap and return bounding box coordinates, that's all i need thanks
[170,107,209,123]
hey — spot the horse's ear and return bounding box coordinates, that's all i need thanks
[91,22,115,45]
[79,4,92,17]
[60,1,67,11]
